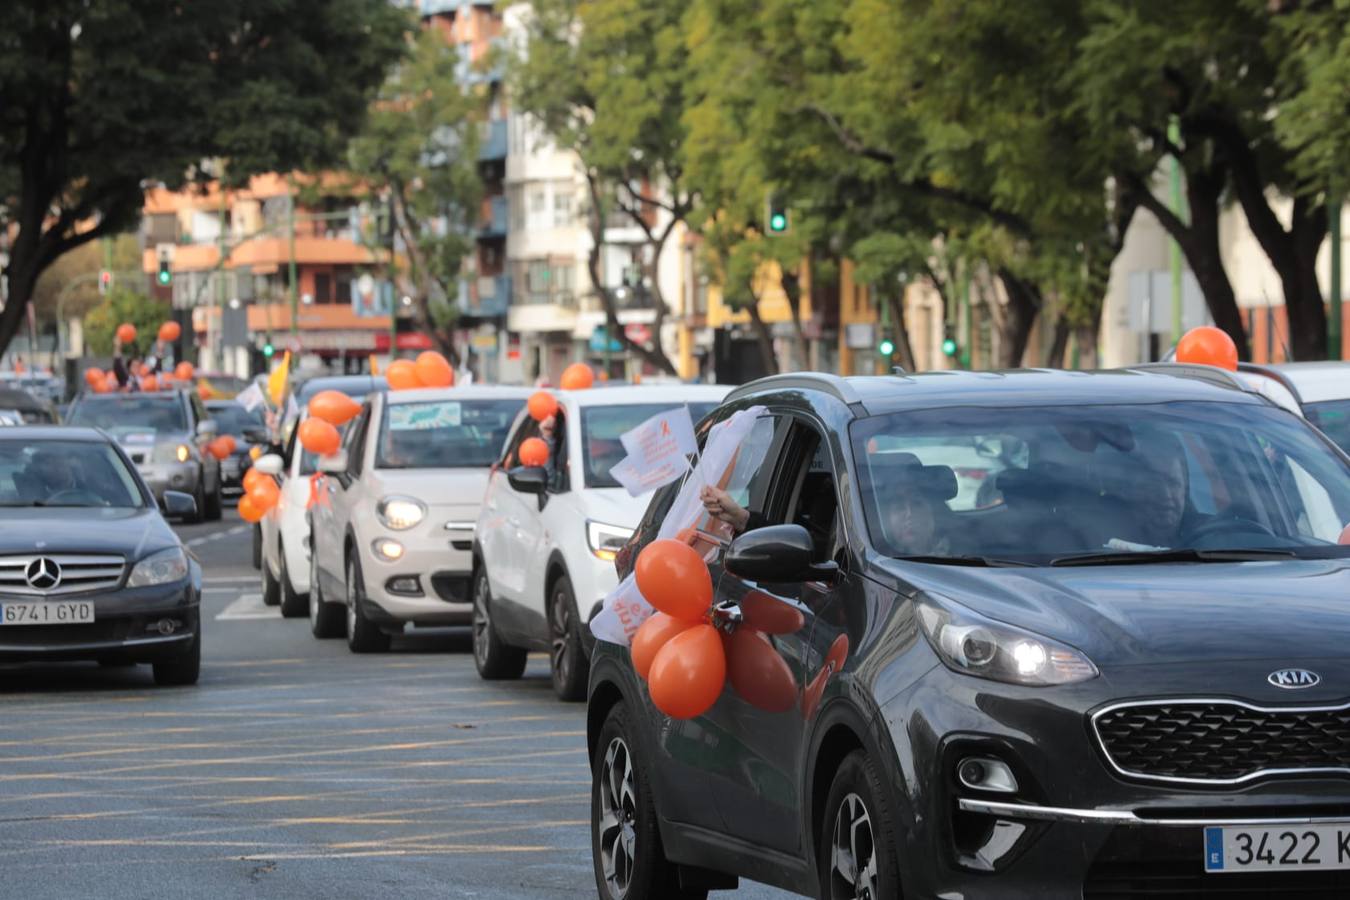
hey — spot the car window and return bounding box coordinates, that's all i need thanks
[501,413,542,469]
[782,423,843,562]
[580,402,719,489]
[67,396,188,434]
[208,403,265,436]
[851,401,1350,563]
[1305,400,1350,456]
[345,405,372,477]
[689,414,791,544]
[376,399,524,470]
[870,434,1021,511]
[0,441,143,508]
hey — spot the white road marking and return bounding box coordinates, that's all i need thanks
[215,594,280,621]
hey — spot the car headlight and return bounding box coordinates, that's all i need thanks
[372,538,405,561]
[127,547,189,588]
[586,520,633,562]
[916,592,1097,686]
[153,443,194,464]
[377,496,426,530]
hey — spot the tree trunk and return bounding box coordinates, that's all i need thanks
[882,292,916,373]
[1286,195,1329,361]
[744,296,779,376]
[996,269,1040,367]
[779,267,810,371]
[1073,322,1100,369]
[1044,314,1070,368]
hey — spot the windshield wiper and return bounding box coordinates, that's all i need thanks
[894,554,1036,568]
[1050,548,1298,567]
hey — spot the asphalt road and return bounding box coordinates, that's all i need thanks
[0,508,795,899]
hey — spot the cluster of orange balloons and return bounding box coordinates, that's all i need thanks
[1176,326,1238,371]
[630,540,724,719]
[387,351,455,391]
[238,466,280,523]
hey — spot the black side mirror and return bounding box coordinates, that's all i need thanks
[725,523,837,583]
[507,465,548,495]
[160,490,198,520]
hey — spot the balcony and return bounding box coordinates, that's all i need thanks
[479,195,507,238]
[460,274,510,319]
[478,119,507,161]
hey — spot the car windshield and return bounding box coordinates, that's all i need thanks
[1305,400,1350,456]
[208,403,264,437]
[851,401,1350,565]
[376,399,524,469]
[0,441,144,508]
[581,402,718,488]
[67,396,187,435]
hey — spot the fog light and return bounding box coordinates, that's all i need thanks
[152,618,179,635]
[387,576,422,596]
[372,538,404,562]
[957,757,1019,794]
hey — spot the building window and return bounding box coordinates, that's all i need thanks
[553,192,574,227]
[314,272,332,304]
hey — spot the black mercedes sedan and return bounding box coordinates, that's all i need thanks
[588,367,1350,900]
[0,427,201,685]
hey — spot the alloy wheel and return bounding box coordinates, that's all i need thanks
[596,736,637,899]
[550,591,573,689]
[346,572,357,640]
[828,792,878,900]
[472,572,491,669]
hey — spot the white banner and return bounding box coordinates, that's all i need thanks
[235,382,266,412]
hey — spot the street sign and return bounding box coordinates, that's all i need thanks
[590,326,623,353]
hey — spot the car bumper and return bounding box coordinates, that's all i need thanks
[136,462,201,498]
[221,453,251,489]
[360,538,472,627]
[0,581,199,663]
[887,656,1350,898]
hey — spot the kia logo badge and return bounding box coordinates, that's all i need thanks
[24,557,62,591]
[1268,668,1321,690]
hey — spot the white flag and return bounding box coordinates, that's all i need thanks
[235,381,266,412]
[609,453,688,497]
[619,406,698,469]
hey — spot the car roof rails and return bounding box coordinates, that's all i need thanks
[1123,362,1249,393]
[724,372,864,407]
[1236,362,1306,406]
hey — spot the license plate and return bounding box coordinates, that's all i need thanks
[0,601,95,626]
[1205,823,1350,872]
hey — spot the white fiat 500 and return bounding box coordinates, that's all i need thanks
[309,386,529,652]
[472,383,729,700]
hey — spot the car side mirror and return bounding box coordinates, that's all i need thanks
[724,523,837,583]
[197,419,218,437]
[317,450,348,475]
[253,454,284,477]
[507,465,548,495]
[242,426,269,444]
[160,490,198,520]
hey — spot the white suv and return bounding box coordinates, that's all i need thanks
[309,386,529,652]
[472,384,729,699]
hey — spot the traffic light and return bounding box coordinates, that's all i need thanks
[262,342,275,359]
[155,243,174,286]
[157,259,171,286]
[942,326,959,359]
[878,338,895,356]
[766,194,789,234]
[98,270,113,295]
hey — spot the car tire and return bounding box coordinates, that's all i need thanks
[592,702,707,900]
[185,481,205,525]
[472,566,526,680]
[261,555,282,607]
[549,574,588,702]
[278,544,307,618]
[345,553,390,653]
[152,629,201,687]
[204,481,223,521]
[817,750,903,900]
[251,523,262,570]
[309,547,343,639]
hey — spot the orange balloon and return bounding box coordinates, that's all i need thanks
[84,367,104,387]
[648,624,726,720]
[635,539,713,622]
[116,323,137,344]
[248,476,280,511]
[414,351,455,388]
[527,391,558,422]
[141,374,159,392]
[135,362,149,378]
[242,468,265,494]
[518,436,549,467]
[174,361,195,381]
[158,321,181,342]
[217,435,237,456]
[740,589,806,635]
[386,359,421,391]
[298,417,341,456]
[631,612,698,681]
[1176,326,1238,371]
[102,372,121,393]
[308,389,362,426]
[206,438,227,460]
[237,494,265,523]
[560,363,594,390]
[726,628,797,713]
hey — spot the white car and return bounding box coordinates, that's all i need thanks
[309,386,530,652]
[472,383,730,700]
[1272,362,1350,455]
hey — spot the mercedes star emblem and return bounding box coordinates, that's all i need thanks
[25,557,62,591]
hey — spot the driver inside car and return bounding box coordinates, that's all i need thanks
[23,450,81,501]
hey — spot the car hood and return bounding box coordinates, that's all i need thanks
[0,507,179,561]
[368,468,491,513]
[878,558,1350,667]
[574,487,649,530]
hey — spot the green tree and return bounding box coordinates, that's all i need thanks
[348,29,485,363]
[32,235,143,330]
[509,0,696,375]
[0,0,407,355]
[83,287,172,358]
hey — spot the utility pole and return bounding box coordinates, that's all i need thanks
[1330,196,1343,360]
[216,188,228,371]
[386,194,398,360]
[287,180,299,338]
[1168,116,1187,346]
